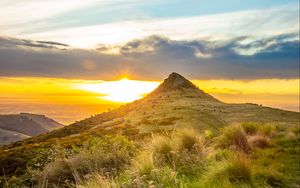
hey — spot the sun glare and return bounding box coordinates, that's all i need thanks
[76,78,160,103]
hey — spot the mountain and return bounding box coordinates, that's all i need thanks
[0,113,63,145]
[0,73,299,180]
[5,72,296,144]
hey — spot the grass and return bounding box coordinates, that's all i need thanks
[76,174,117,188]
[1,123,299,188]
[248,134,270,149]
[152,135,175,166]
[241,122,277,137]
[176,128,204,152]
[226,154,252,183]
[216,124,249,153]
[132,152,155,176]
[36,136,137,187]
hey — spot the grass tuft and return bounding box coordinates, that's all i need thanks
[241,122,258,135]
[152,136,174,166]
[216,124,250,153]
[177,128,204,152]
[226,154,252,183]
[132,152,155,176]
[76,173,117,188]
[248,134,270,149]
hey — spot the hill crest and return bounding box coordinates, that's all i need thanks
[147,72,219,102]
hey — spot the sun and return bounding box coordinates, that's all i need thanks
[75,78,159,103]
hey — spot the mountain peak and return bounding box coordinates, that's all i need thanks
[146,72,220,102]
[151,72,197,94]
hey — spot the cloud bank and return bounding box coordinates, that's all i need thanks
[0,34,298,80]
[1,3,298,48]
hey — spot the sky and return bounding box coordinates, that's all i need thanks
[0,0,299,123]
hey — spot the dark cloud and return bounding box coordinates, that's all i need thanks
[0,34,299,80]
[0,37,69,49]
[36,40,69,47]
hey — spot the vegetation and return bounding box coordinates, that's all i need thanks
[0,121,299,188]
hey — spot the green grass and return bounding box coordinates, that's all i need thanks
[1,123,299,188]
[216,124,250,153]
[35,136,137,187]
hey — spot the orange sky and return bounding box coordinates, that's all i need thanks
[0,77,299,124]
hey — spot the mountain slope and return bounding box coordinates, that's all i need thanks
[21,72,299,141]
[0,113,63,145]
[0,128,29,145]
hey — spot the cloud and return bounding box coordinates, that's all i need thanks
[0,37,69,49]
[0,0,100,32]
[7,4,298,48]
[0,34,299,80]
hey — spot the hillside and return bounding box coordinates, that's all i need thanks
[0,113,63,145]
[24,72,298,141]
[0,73,299,187]
[0,128,29,145]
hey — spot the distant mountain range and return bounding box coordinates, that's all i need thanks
[0,113,63,145]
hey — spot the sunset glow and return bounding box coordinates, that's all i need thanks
[75,78,159,102]
[0,77,299,124]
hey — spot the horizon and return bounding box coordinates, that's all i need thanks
[0,73,299,124]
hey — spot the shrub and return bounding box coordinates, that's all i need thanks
[216,125,250,153]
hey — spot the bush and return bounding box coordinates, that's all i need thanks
[216,124,249,153]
